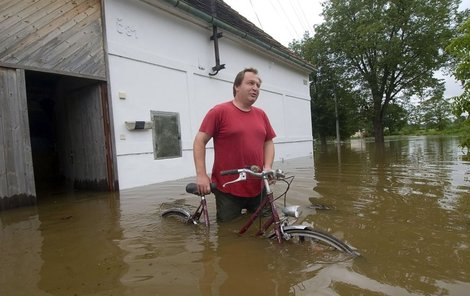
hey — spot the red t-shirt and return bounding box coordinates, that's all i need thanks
[199,101,276,197]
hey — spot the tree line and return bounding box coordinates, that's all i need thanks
[289,0,469,146]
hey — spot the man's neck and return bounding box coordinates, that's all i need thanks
[232,99,252,112]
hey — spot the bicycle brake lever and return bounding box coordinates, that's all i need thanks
[222,172,247,187]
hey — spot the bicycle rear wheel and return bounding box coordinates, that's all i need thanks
[269,226,359,256]
[161,208,191,224]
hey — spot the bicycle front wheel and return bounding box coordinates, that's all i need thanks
[270,226,359,256]
[161,208,191,224]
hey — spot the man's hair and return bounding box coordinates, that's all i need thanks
[233,67,261,96]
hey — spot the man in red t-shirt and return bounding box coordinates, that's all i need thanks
[193,68,276,222]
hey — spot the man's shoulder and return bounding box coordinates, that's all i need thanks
[210,101,233,112]
[214,101,233,108]
[251,105,267,115]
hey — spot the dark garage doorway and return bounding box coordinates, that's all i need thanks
[25,71,115,198]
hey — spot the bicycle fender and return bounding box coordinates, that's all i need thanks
[283,225,312,231]
[162,208,191,218]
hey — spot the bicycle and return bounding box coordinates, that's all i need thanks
[161,167,359,256]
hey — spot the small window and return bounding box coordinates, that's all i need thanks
[151,111,182,159]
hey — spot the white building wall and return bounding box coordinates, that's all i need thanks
[104,0,313,189]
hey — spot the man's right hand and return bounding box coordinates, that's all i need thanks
[196,174,212,196]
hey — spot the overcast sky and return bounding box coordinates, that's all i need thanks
[222,0,469,98]
[223,0,324,46]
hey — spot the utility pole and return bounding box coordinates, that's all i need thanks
[334,92,340,145]
[334,92,341,165]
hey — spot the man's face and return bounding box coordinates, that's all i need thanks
[235,71,261,105]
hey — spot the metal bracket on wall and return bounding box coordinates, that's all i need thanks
[125,121,153,130]
[209,25,225,76]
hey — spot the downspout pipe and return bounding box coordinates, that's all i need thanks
[156,0,315,72]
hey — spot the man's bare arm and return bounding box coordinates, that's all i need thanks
[193,131,212,195]
[263,139,275,170]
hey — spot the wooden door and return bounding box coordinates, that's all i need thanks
[0,67,36,210]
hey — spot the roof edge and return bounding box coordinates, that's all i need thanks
[146,0,315,72]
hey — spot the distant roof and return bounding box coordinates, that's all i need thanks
[168,0,314,72]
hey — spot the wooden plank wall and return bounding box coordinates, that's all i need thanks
[0,67,36,210]
[0,0,106,80]
[55,80,109,190]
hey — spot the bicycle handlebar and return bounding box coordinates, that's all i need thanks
[220,169,240,176]
[220,167,285,179]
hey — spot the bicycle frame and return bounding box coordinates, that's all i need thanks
[162,183,215,227]
[163,168,359,255]
[192,195,210,227]
[238,177,284,244]
[183,169,286,239]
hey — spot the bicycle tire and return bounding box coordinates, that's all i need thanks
[161,208,192,224]
[269,226,359,256]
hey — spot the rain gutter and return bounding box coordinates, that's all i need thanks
[149,0,315,72]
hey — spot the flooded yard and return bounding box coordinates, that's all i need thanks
[1,136,469,295]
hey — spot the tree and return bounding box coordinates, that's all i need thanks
[291,33,364,144]
[314,0,462,143]
[446,15,470,117]
[446,14,470,151]
[382,102,408,134]
[419,84,453,130]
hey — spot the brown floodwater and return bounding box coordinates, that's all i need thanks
[1,136,469,295]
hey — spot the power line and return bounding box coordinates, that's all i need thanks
[248,0,264,29]
[273,0,302,40]
[266,0,297,40]
[292,0,311,35]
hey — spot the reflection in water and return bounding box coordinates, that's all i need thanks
[1,136,469,295]
[0,191,125,296]
[312,136,470,295]
[36,192,125,295]
[0,206,44,296]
